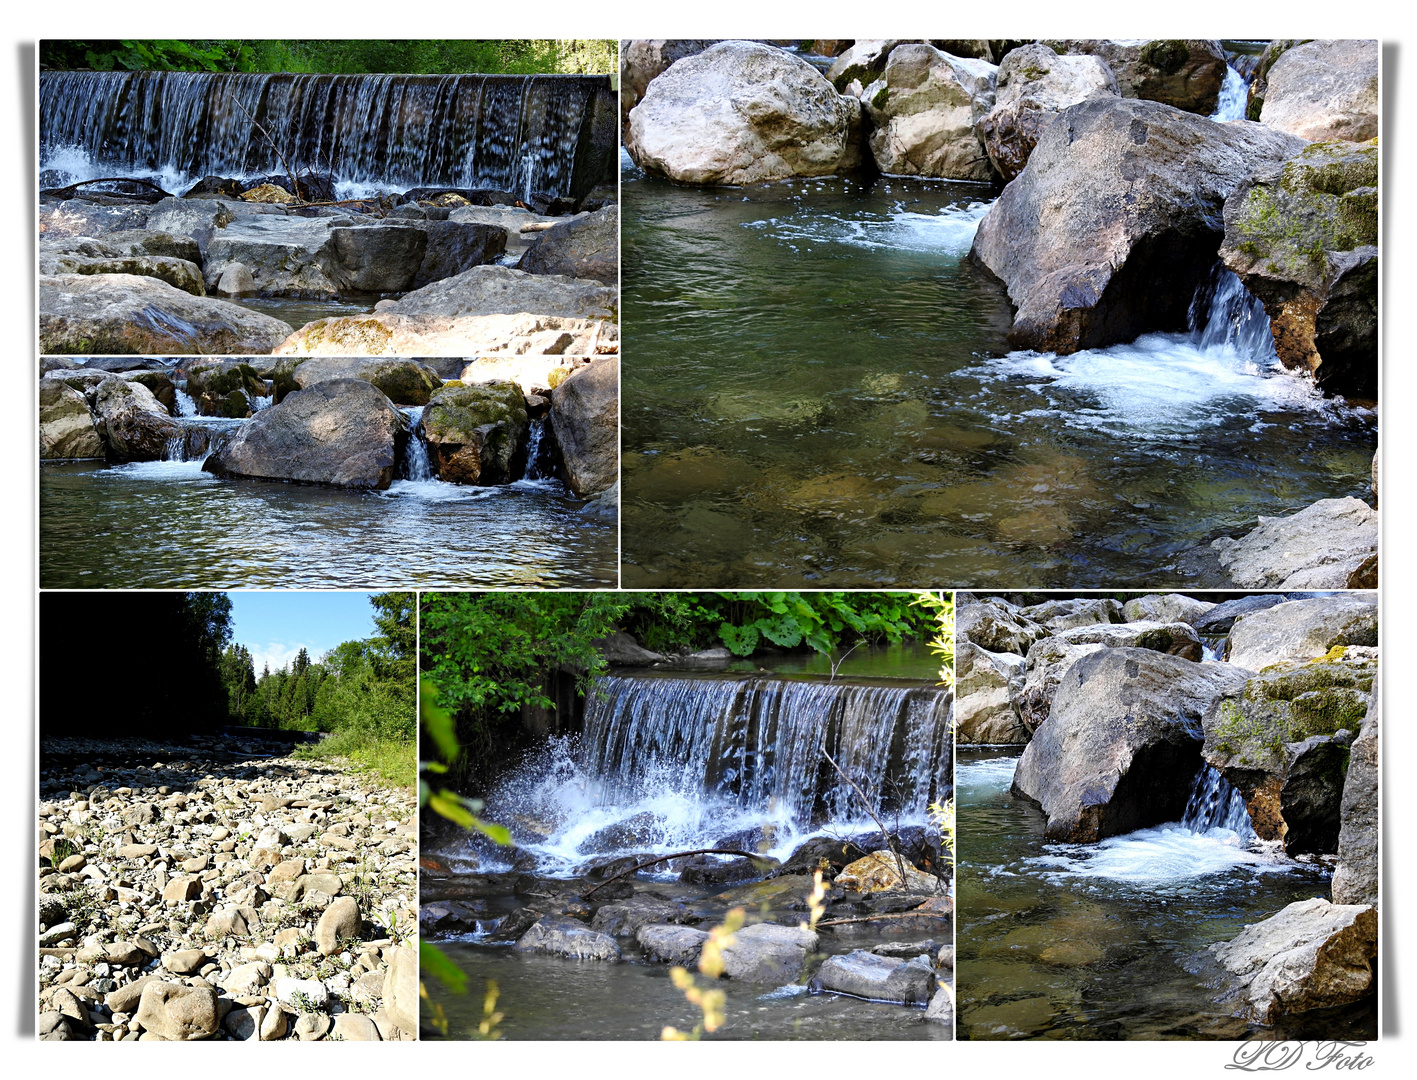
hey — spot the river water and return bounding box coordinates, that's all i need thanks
[955,749,1376,1040]
[40,461,616,589]
[620,164,1376,588]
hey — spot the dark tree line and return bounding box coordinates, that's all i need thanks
[41,592,414,742]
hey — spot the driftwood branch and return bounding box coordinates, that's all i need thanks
[817,911,949,928]
[580,847,768,899]
[821,748,910,887]
[228,93,301,199]
[43,177,174,201]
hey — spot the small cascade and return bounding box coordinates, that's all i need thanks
[1188,265,1278,364]
[251,380,276,411]
[40,70,611,197]
[1183,765,1256,840]
[398,406,433,481]
[173,387,198,418]
[1211,66,1248,122]
[523,418,547,480]
[162,432,189,462]
[579,672,954,828]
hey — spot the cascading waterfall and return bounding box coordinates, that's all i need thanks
[1182,764,1256,840]
[523,418,547,480]
[173,387,198,417]
[581,673,953,827]
[1210,66,1249,122]
[398,406,432,481]
[1189,265,1278,363]
[40,70,611,197]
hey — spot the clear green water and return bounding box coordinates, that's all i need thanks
[620,170,1377,588]
[40,461,616,589]
[955,749,1376,1041]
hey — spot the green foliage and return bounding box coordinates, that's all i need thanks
[913,591,955,687]
[42,39,616,75]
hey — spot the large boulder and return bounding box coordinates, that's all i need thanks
[1225,595,1378,674]
[1259,40,1379,143]
[1210,898,1377,1024]
[326,225,428,292]
[719,922,817,983]
[1012,648,1251,841]
[860,44,998,180]
[812,951,936,1005]
[1202,653,1375,853]
[203,378,407,490]
[1192,594,1289,636]
[1042,40,1228,115]
[272,311,616,357]
[447,204,563,259]
[1212,498,1378,590]
[39,238,206,296]
[1219,140,1377,397]
[977,44,1120,182]
[202,216,341,297]
[40,273,291,355]
[957,597,1047,655]
[39,382,104,459]
[1017,597,1123,633]
[969,98,1305,354]
[1050,620,1204,662]
[40,199,151,239]
[514,917,621,961]
[90,378,183,462]
[827,41,919,94]
[381,265,617,321]
[409,221,507,289]
[621,40,720,125]
[518,206,619,286]
[421,381,528,485]
[1121,593,1215,626]
[550,356,618,497]
[291,357,442,406]
[627,40,862,185]
[144,197,238,255]
[1331,676,1378,907]
[956,643,1028,744]
[1017,636,1107,732]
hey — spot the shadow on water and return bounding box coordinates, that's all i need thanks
[955,748,1376,1041]
[620,169,1376,588]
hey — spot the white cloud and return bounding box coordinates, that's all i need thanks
[248,642,312,677]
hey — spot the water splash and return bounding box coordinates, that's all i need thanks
[173,388,198,418]
[40,70,610,197]
[485,674,954,876]
[742,199,992,255]
[1183,764,1256,840]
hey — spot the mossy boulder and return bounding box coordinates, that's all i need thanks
[1220,140,1377,397]
[421,381,528,485]
[183,361,268,418]
[291,357,443,406]
[1202,651,1376,854]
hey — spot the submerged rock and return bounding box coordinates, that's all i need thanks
[1210,897,1376,1024]
[978,44,1119,182]
[1259,40,1379,143]
[627,40,862,185]
[421,381,528,485]
[860,44,998,181]
[1213,498,1378,590]
[550,356,619,498]
[1225,595,1377,671]
[1220,140,1377,397]
[812,950,936,1005]
[40,273,291,355]
[203,378,407,490]
[514,917,621,961]
[970,98,1304,355]
[1012,648,1251,842]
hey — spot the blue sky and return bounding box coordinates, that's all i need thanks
[229,592,379,675]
